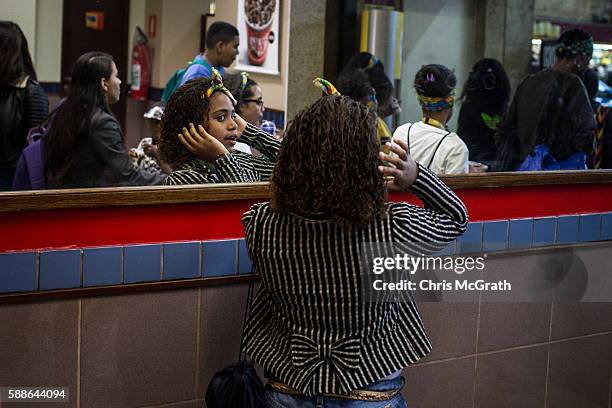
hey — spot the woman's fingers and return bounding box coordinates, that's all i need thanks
[393,137,410,156]
[386,140,408,161]
[178,133,195,153]
[378,151,404,168]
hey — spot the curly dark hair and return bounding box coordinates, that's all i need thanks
[338,52,393,108]
[460,58,510,114]
[414,64,457,98]
[271,95,387,226]
[336,68,376,105]
[159,77,235,168]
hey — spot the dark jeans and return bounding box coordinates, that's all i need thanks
[264,376,407,408]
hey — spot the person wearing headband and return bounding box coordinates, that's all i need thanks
[393,64,470,175]
[494,29,596,171]
[241,92,468,405]
[159,70,280,185]
[223,71,280,145]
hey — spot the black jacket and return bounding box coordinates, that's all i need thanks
[46,109,164,188]
[496,69,596,162]
[0,77,48,169]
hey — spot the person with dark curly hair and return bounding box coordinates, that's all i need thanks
[457,58,511,166]
[338,52,400,119]
[494,28,596,171]
[159,71,280,185]
[241,93,468,405]
[393,64,470,174]
[337,52,400,145]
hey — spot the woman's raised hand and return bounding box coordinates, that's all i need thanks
[234,114,247,136]
[378,137,419,191]
[179,123,229,162]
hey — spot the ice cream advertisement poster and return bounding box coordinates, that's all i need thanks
[236,0,280,75]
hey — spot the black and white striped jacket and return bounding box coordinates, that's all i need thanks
[164,123,280,185]
[242,165,468,396]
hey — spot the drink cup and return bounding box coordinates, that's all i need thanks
[244,0,276,66]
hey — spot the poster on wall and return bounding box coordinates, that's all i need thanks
[235,0,280,75]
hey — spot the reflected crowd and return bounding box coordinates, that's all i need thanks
[1,19,611,191]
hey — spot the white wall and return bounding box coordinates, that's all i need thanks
[128,0,147,76]
[1,0,38,63]
[399,0,479,130]
[35,0,63,82]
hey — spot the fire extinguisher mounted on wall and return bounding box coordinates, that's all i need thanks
[130,27,152,100]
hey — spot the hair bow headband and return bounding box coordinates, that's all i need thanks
[313,78,341,96]
[205,67,236,104]
[366,55,379,70]
[557,37,594,57]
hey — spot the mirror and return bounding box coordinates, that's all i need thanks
[0,0,610,194]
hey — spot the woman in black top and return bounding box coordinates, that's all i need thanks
[44,52,163,188]
[0,21,48,190]
[242,95,468,405]
[457,58,510,165]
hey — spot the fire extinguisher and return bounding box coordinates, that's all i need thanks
[130,27,152,100]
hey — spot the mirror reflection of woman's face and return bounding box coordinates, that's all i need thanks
[239,85,264,127]
[103,62,122,104]
[206,92,239,152]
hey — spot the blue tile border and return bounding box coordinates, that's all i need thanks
[1,213,611,295]
[83,247,122,287]
[556,215,579,244]
[508,218,533,250]
[483,221,508,252]
[532,217,556,247]
[0,252,37,293]
[39,250,81,290]
[579,214,601,242]
[602,213,612,241]
[203,240,238,277]
[238,239,253,274]
[457,222,483,254]
[163,242,201,280]
[124,244,162,284]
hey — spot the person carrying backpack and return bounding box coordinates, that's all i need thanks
[0,21,48,190]
[494,29,596,171]
[162,22,239,102]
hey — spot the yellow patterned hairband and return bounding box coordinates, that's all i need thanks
[417,90,456,112]
[205,67,236,104]
[313,78,341,96]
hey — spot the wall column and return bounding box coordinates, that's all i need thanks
[483,0,536,91]
[286,0,326,122]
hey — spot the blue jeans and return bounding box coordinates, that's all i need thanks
[264,376,407,408]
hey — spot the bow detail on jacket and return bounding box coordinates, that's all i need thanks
[290,334,362,395]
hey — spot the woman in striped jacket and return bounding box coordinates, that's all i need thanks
[159,71,280,185]
[242,95,468,406]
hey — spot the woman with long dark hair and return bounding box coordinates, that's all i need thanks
[0,21,48,190]
[457,58,511,165]
[45,51,163,188]
[242,94,468,405]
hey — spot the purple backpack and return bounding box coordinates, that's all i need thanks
[12,102,62,190]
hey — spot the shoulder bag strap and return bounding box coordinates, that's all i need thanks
[426,132,451,169]
[238,264,257,362]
